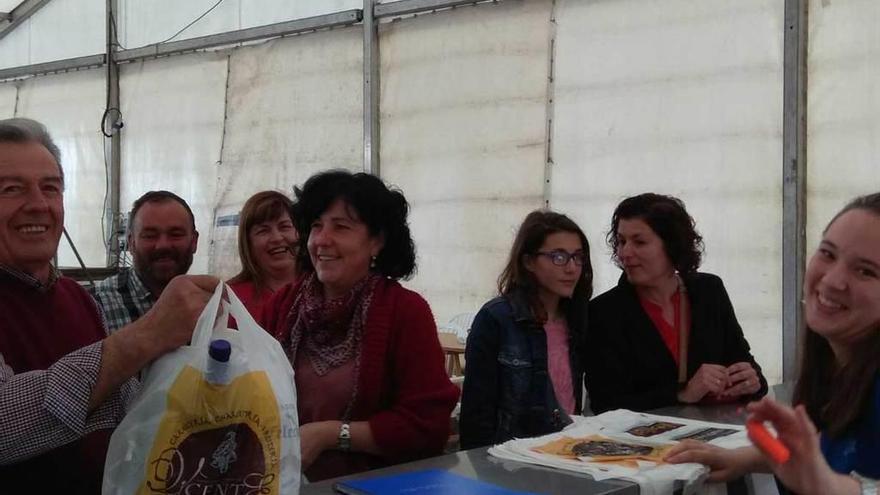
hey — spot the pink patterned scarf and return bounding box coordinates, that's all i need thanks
[284,272,381,377]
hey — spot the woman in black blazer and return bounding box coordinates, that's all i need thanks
[585,193,767,413]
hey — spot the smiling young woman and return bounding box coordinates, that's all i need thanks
[666,193,880,495]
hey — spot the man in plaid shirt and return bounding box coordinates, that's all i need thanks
[90,190,199,333]
[0,118,218,492]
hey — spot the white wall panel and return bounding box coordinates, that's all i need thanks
[0,82,17,117]
[16,69,107,268]
[552,0,784,383]
[0,21,30,70]
[0,0,104,69]
[380,1,551,324]
[29,0,104,64]
[119,0,360,49]
[806,0,880,251]
[119,0,240,49]
[212,27,363,279]
[120,53,228,275]
[241,0,360,29]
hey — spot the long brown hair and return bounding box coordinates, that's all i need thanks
[794,192,880,436]
[498,210,593,326]
[229,191,296,292]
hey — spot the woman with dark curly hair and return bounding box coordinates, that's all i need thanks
[260,170,459,481]
[460,210,592,449]
[585,193,767,413]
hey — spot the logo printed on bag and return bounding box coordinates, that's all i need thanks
[138,367,284,495]
[146,423,274,494]
[211,431,239,474]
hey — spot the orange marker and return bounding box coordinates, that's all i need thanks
[746,421,791,464]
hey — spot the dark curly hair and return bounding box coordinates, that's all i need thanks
[292,169,416,280]
[606,193,704,274]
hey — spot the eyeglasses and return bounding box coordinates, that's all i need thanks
[536,250,587,267]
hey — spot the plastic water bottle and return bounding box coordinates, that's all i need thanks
[206,339,232,385]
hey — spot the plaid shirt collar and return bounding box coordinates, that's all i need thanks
[0,263,60,291]
[127,267,156,302]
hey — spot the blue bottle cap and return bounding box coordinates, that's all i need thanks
[209,339,231,363]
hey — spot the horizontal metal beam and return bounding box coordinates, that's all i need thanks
[0,53,106,80]
[0,0,52,42]
[116,9,362,63]
[374,0,496,18]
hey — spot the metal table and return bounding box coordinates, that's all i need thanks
[300,446,638,494]
[301,384,792,494]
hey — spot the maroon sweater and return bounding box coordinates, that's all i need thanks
[0,272,111,493]
[262,277,460,480]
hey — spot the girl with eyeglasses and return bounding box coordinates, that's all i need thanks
[585,193,767,414]
[460,210,593,449]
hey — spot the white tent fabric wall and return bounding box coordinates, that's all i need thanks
[806,0,880,251]
[118,0,360,49]
[119,53,228,275]
[16,69,108,268]
[0,83,17,117]
[211,28,363,279]
[0,21,29,70]
[0,0,104,69]
[379,1,551,324]
[551,0,785,384]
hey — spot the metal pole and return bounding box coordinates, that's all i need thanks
[782,0,808,383]
[363,0,380,175]
[106,0,122,268]
[542,0,557,208]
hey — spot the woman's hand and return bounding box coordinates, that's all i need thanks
[720,362,761,398]
[665,442,763,482]
[299,421,342,470]
[746,398,860,495]
[677,363,729,403]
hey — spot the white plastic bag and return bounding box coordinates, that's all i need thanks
[103,283,301,494]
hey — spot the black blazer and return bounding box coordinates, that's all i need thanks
[584,272,768,413]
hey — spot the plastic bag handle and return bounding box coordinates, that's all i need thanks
[191,281,228,349]
[223,285,264,340]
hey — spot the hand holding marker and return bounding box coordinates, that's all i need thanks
[746,420,790,464]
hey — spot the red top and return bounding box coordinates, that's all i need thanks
[0,274,111,493]
[639,291,685,365]
[294,355,365,481]
[228,280,271,319]
[260,277,460,481]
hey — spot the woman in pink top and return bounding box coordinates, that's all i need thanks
[228,191,300,318]
[460,210,593,449]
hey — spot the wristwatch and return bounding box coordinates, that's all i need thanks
[852,472,878,495]
[337,422,351,452]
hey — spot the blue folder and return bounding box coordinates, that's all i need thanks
[334,469,541,495]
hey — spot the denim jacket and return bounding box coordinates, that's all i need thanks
[459,289,583,450]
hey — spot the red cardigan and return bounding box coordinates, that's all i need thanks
[261,277,459,465]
